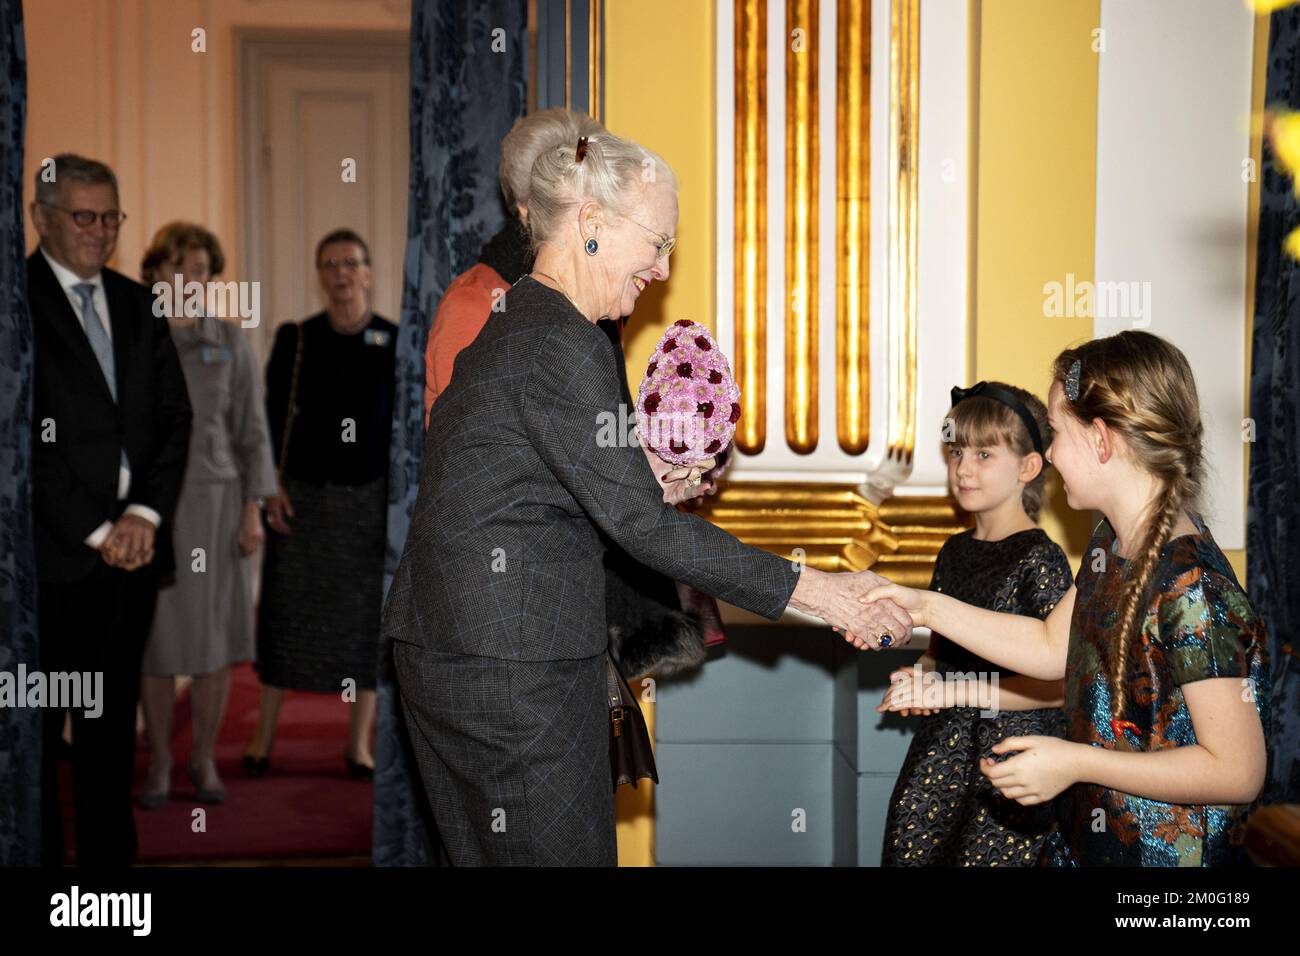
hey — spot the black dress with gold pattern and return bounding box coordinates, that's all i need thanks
[881,528,1073,866]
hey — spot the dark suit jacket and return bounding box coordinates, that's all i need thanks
[383,275,799,662]
[28,250,192,582]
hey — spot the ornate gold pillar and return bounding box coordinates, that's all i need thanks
[708,0,958,579]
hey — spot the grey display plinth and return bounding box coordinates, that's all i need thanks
[654,624,924,866]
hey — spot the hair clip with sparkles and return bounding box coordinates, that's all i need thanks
[1065,358,1082,402]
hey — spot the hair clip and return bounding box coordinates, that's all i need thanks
[1065,358,1082,402]
[1110,717,1139,740]
[575,136,590,164]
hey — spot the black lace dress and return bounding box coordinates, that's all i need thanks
[881,528,1073,866]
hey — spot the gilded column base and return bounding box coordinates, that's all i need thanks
[693,483,967,588]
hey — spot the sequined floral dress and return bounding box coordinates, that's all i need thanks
[1040,515,1270,866]
[882,528,1073,866]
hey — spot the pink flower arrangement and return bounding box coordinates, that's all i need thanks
[635,320,741,466]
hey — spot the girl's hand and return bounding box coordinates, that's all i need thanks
[239,500,266,556]
[862,583,930,630]
[876,665,943,717]
[980,735,1080,805]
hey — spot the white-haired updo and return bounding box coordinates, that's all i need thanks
[498,107,606,213]
[526,129,677,248]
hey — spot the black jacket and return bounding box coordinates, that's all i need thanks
[28,250,192,581]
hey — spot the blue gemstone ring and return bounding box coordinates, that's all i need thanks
[879,634,892,648]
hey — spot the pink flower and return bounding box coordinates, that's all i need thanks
[635,322,741,466]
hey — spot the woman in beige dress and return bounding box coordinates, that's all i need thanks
[137,223,279,806]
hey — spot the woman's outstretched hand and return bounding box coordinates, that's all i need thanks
[820,570,919,650]
[791,567,914,650]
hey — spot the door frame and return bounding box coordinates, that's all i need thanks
[236,29,409,354]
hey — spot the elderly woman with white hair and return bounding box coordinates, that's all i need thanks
[383,128,911,865]
[418,108,729,715]
[422,107,603,421]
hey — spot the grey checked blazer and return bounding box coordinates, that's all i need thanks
[383,275,799,662]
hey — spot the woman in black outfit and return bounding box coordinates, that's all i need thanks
[243,228,397,780]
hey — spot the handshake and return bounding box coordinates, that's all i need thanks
[787,566,915,650]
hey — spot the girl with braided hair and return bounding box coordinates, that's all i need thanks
[865,331,1270,866]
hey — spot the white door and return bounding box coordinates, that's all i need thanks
[241,35,410,360]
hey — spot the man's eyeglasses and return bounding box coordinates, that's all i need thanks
[40,201,126,229]
[319,256,368,272]
[628,219,675,259]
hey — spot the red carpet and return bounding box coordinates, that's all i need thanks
[62,662,373,863]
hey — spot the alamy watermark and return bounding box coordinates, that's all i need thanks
[595,403,707,450]
[0,666,102,718]
[889,665,1002,718]
[1043,272,1152,327]
[152,273,261,328]
[50,886,150,936]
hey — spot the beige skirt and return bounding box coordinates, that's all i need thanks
[143,477,255,675]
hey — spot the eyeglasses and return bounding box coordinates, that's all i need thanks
[40,201,126,229]
[319,256,368,271]
[628,218,675,259]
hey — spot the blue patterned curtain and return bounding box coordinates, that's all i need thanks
[373,0,528,865]
[0,0,36,866]
[1251,8,1300,806]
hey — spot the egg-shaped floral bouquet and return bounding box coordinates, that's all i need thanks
[635,320,740,471]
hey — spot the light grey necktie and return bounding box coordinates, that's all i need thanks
[73,282,116,400]
[74,282,130,489]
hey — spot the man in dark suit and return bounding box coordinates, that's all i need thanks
[28,154,191,865]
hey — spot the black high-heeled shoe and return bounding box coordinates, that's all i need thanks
[240,754,269,777]
[344,754,374,780]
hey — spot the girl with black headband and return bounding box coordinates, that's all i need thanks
[869,335,1269,867]
[876,380,1072,866]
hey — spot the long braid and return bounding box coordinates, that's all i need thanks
[1051,331,1205,748]
[1108,481,1179,728]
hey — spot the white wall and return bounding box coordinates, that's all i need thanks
[1093,0,1255,548]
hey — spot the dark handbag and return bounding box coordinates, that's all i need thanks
[276,323,305,485]
[606,651,658,792]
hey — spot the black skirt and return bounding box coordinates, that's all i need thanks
[881,704,1066,866]
[256,474,387,693]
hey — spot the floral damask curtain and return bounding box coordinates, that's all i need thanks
[373,0,528,866]
[0,0,38,866]
[1251,7,1300,805]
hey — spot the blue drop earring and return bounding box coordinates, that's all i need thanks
[585,237,599,256]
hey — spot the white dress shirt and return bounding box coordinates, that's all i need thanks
[40,247,163,548]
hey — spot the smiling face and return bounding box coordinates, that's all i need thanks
[33,181,120,279]
[947,439,1035,515]
[590,180,677,319]
[1045,380,1104,511]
